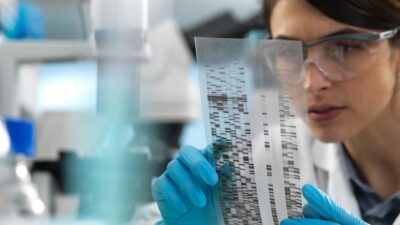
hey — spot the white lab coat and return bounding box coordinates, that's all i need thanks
[303,138,400,225]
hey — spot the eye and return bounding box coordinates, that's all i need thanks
[329,40,367,54]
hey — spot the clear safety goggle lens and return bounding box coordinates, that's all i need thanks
[307,39,391,82]
[273,39,389,84]
[268,27,399,85]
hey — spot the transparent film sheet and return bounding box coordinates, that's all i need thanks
[195,37,307,225]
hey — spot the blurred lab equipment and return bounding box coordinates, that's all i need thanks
[0,8,92,219]
[127,18,200,225]
[138,19,198,122]
[73,0,152,223]
[134,17,199,164]
[29,18,197,221]
[0,0,267,224]
[0,41,92,117]
[93,0,150,120]
[30,0,90,40]
[0,117,10,158]
[1,0,90,40]
[0,118,45,217]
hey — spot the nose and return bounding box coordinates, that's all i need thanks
[302,62,332,93]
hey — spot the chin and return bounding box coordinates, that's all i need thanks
[314,134,342,143]
[309,126,349,143]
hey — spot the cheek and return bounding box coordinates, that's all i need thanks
[345,65,396,126]
[390,51,400,117]
[389,74,400,118]
[308,66,396,143]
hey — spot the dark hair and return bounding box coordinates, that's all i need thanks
[263,0,400,45]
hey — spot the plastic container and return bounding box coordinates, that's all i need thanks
[0,118,45,217]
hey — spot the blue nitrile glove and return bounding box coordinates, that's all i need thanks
[2,1,46,39]
[151,145,220,225]
[281,184,369,225]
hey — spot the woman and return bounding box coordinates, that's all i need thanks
[152,0,400,224]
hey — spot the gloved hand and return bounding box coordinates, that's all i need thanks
[151,145,220,225]
[2,2,45,39]
[281,184,369,225]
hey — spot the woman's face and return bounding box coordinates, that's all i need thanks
[270,0,400,142]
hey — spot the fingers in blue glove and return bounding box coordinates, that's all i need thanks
[155,220,165,225]
[200,144,214,162]
[281,218,339,225]
[166,160,206,208]
[152,174,189,215]
[178,146,218,186]
[303,203,324,220]
[152,146,219,220]
[302,184,369,225]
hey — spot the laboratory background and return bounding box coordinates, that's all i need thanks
[0,0,266,224]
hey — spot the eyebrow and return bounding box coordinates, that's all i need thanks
[273,28,363,41]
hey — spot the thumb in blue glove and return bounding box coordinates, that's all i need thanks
[152,145,220,225]
[281,184,369,225]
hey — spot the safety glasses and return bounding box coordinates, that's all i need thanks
[271,27,400,84]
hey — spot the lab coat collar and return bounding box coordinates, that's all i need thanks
[395,215,400,225]
[311,140,340,172]
[310,140,400,224]
[311,140,361,216]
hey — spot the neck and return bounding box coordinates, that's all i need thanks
[344,110,400,199]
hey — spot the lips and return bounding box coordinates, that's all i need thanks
[308,104,347,122]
